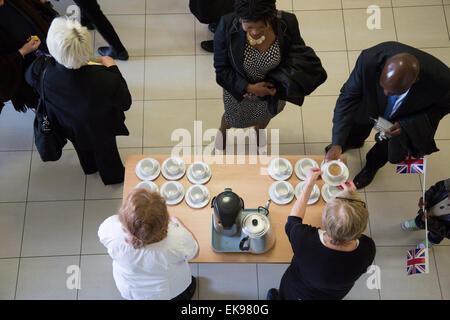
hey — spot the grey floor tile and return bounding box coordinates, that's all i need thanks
[82,200,122,254]
[0,151,31,202]
[434,246,450,300]
[190,263,199,300]
[0,202,26,258]
[366,191,427,246]
[256,264,289,300]
[28,150,86,201]
[198,263,258,300]
[78,255,123,300]
[16,256,79,300]
[0,105,34,151]
[0,258,19,300]
[22,201,84,257]
[343,267,381,300]
[376,247,442,300]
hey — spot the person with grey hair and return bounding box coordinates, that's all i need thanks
[402,178,450,249]
[267,168,376,300]
[25,17,132,185]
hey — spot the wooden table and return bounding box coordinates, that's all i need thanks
[124,155,346,263]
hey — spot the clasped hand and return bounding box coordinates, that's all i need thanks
[244,82,276,98]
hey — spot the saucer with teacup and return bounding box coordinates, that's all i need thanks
[134,181,159,193]
[187,162,212,185]
[294,182,320,205]
[160,181,185,205]
[295,158,319,181]
[161,157,186,180]
[135,158,161,181]
[321,184,342,203]
[185,184,210,209]
[269,181,294,205]
[320,160,349,187]
[268,158,293,181]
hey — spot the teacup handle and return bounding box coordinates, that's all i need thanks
[239,236,250,251]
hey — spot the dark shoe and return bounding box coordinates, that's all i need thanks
[98,46,129,61]
[208,23,217,33]
[353,166,378,189]
[266,288,279,300]
[200,40,214,53]
[325,143,364,154]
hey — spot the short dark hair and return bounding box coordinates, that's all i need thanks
[234,0,277,23]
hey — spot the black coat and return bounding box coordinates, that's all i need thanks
[424,179,450,238]
[213,11,327,115]
[25,56,131,151]
[332,41,450,157]
[189,0,233,24]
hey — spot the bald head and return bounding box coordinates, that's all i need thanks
[380,53,420,96]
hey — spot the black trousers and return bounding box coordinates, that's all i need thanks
[74,138,124,185]
[345,123,408,171]
[73,0,126,52]
[171,277,197,300]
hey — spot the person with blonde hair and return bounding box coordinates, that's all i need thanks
[267,168,376,300]
[98,188,199,300]
[25,17,131,185]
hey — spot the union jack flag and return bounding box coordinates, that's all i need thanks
[407,248,427,275]
[396,154,424,174]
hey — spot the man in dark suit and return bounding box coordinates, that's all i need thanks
[325,42,450,189]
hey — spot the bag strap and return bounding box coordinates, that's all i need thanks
[37,57,50,117]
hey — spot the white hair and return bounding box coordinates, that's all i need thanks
[46,17,93,69]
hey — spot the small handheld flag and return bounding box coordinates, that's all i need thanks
[397,154,424,174]
[407,248,428,275]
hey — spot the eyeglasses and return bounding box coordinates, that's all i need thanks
[335,197,367,208]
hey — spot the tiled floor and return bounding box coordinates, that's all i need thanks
[0,0,449,300]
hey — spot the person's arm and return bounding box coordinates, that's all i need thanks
[213,16,248,101]
[290,168,321,219]
[170,216,199,259]
[325,53,365,162]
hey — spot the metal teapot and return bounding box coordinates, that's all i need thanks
[239,204,275,254]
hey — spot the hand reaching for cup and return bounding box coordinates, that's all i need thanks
[305,168,322,185]
[19,36,41,57]
[339,180,357,191]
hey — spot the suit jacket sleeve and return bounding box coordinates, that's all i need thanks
[331,53,364,146]
[0,51,24,103]
[213,17,248,102]
[104,66,132,112]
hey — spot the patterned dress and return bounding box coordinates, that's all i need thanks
[223,38,286,128]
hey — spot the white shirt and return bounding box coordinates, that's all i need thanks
[98,215,199,300]
[389,89,410,118]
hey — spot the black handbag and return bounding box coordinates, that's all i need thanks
[33,58,67,162]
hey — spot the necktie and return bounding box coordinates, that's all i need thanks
[384,95,398,119]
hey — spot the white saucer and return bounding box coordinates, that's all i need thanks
[186,162,212,185]
[185,185,210,209]
[135,158,161,181]
[134,181,159,193]
[161,158,186,181]
[295,158,319,181]
[269,181,295,205]
[160,181,185,205]
[294,182,320,205]
[268,158,293,181]
[321,184,342,203]
[320,160,349,187]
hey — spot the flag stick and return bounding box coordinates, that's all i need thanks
[422,156,430,273]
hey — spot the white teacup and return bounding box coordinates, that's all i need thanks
[327,185,341,198]
[192,162,207,180]
[164,183,180,201]
[275,181,291,199]
[300,159,315,176]
[189,185,205,203]
[139,159,155,177]
[166,158,182,176]
[274,159,289,176]
[326,161,346,183]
